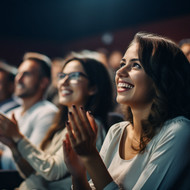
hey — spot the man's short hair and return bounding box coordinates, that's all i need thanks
[0,61,17,82]
[23,52,52,80]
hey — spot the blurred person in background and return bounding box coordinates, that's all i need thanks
[108,50,124,114]
[0,61,21,114]
[67,50,124,125]
[0,52,58,170]
[45,57,65,106]
[0,56,114,189]
[108,50,123,71]
[179,38,190,62]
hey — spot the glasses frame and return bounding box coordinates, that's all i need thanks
[57,72,88,82]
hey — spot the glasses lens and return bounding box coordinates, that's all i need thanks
[57,72,87,83]
[69,72,80,80]
[57,73,66,80]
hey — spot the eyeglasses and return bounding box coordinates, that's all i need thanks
[57,72,88,84]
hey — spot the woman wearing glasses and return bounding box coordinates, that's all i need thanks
[0,56,113,189]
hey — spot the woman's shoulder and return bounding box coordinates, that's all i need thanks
[164,116,190,132]
[157,116,190,142]
[107,121,130,138]
[99,121,130,159]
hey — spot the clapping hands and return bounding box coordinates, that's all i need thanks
[66,105,98,157]
[63,106,113,190]
[0,113,23,143]
[63,105,98,185]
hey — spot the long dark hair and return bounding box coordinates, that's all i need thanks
[41,56,113,150]
[124,32,190,152]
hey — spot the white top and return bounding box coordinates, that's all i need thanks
[0,95,21,114]
[1,100,58,170]
[89,116,190,190]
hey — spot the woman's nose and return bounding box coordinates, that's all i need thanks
[116,66,129,78]
[58,75,70,86]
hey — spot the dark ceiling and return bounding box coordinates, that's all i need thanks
[0,0,190,43]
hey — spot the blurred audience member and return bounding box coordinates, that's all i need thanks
[70,49,108,65]
[179,38,190,62]
[65,50,124,121]
[45,57,65,106]
[0,61,21,114]
[0,52,58,170]
[108,50,123,71]
[96,48,110,69]
[108,50,123,114]
[0,55,114,189]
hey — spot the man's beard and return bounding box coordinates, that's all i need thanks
[15,83,40,98]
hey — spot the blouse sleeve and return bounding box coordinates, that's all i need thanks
[17,136,68,181]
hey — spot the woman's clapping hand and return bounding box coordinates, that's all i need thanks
[66,105,98,157]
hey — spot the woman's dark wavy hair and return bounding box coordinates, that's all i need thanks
[41,56,113,150]
[123,32,190,153]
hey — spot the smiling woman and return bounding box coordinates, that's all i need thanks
[116,42,154,110]
[63,32,190,190]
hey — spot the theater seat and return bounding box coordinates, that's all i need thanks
[0,170,23,189]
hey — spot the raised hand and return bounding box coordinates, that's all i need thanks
[0,136,15,148]
[66,105,98,157]
[63,134,86,177]
[0,113,23,143]
[65,106,113,190]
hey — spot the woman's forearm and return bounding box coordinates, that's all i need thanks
[72,175,92,190]
[81,149,113,190]
[11,142,35,178]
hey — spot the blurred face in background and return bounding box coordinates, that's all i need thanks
[57,60,95,108]
[0,71,14,102]
[15,60,42,99]
[109,50,123,71]
[51,59,64,88]
[181,43,190,62]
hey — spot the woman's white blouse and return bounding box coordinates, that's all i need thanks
[89,116,190,190]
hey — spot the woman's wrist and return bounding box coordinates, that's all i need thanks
[72,175,91,190]
[80,149,113,190]
[13,133,24,144]
[80,148,99,163]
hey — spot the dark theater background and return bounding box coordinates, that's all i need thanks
[0,0,190,66]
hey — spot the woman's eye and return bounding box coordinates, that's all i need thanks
[70,73,79,80]
[132,62,141,69]
[120,62,125,68]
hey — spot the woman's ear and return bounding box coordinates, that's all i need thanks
[88,86,97,96]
